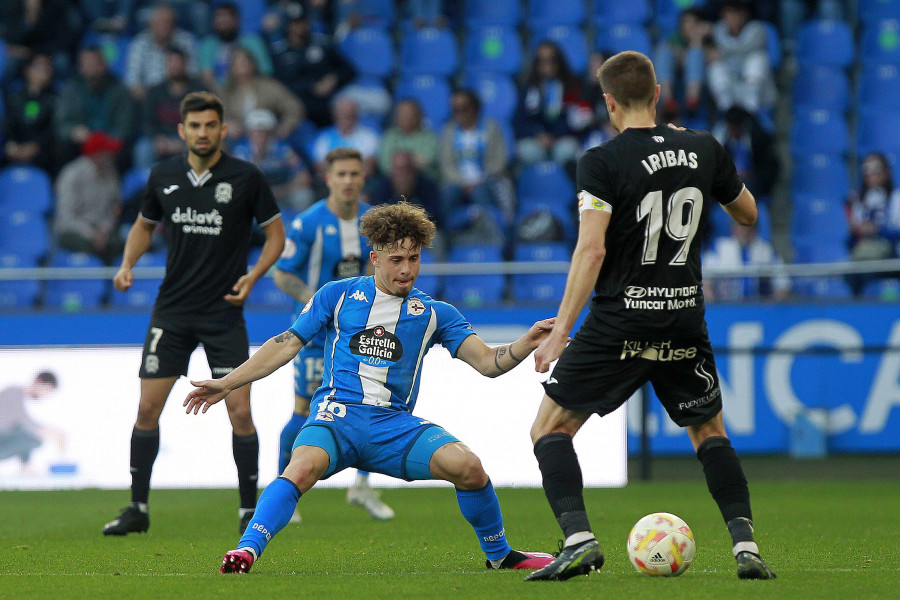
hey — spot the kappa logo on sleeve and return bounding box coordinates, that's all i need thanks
[300,298,313,314]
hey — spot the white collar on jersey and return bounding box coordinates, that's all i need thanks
[186,169,212,187]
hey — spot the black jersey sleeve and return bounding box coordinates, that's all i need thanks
[576,147,616,214]
[710,135,746,206]
[249,166,281,226]
[138,168,163,222]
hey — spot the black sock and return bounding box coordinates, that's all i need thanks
[233,432,259,509]
[534,433,592,538]
[696,436,754,544]
[130,426,160,505]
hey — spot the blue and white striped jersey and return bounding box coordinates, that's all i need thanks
[289,276,476,413]
[276,199,372,344]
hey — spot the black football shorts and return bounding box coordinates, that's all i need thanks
[138,312,250,379]
[542,330,723,427]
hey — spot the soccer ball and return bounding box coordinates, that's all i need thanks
[626,512,696,576]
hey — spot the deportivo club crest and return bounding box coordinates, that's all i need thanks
[214,182,232,204]
[407,297,425,316]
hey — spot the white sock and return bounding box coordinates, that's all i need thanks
[131,502,148,513]
[238,546,258,561]
[238,507,255,518]
[564,531,596,548]
[354,472,370,487]
[733,541,760,557]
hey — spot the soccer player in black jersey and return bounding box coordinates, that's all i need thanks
[102,92,286,536]
[524,52,776,582]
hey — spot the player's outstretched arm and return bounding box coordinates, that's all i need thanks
[456,318,556,378]
[113,217,155,292]
[184,329,303,414]
[273,268,315,304]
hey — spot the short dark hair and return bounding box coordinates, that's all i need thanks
[361,202,436,250]
[597,51,657,110]
[325,147,363,167]
[453,89,481,115]
[180,91,225,122]
[36,371,58,388]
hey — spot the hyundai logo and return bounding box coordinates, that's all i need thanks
[625,286,647,298]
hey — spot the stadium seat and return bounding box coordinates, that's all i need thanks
[121,166,151,202]
[339,27,395,79]
[859,64,900,114]
[44,251,108,310]
[413,246,441,298]
[789,109,849,157]
[80,31,131,79]
[859,0,900,24]
[233,0,265,33]
[517,161,575,207]
[464,26,523,75]
[527,0,584,28]
[515,201,578,243]
[791,194,849,240]
[0,253,41,308]
[792,153,850,196]
[108,252,165,308]
[511,242,570,302]
[399,26,458,77]
[396,75,452,129]
[443,244,505,306]
[462,71,518,121]
[336,0,395,29]
[464,0,520,28]
[592,0,650,27]
[0,209,50,262]
[796,20,855,68]
[763,21,783,71]
[792,66,850,113]
[857,111,900,159]
[530,25,589,75]
[595,24,652,57]
[246,274,292,309]
[0,165,53,214]
[656,0,707,37]
[861,19,900,66]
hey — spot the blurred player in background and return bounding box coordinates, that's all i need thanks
[273,147,393,522]
[102,91,285,536]
[524,51,777,582]
[185,202,556,574]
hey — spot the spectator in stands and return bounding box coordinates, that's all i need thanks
[370,150,443,228]
[79,0,135,35]
[55,45,136,167]
[199,1,273,89]
[54,132,125,265]
[713,106,778,201]
[439,89,513,245]
[3,54,58,175]
[268,1,356,127]
[0,0,80,88]
[706,0,776,115]
[232,108,314,212]
[134,45,206,169]
[377,99,439,181]
[703,220,791,302]
[124,2,199,100]
[311,96,380,177]
[654,9,711,122]
[514,41,592,167]
[845,153,900,297]
[220,46,305,142]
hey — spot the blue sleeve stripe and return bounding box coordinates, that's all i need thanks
[288,328,308,346]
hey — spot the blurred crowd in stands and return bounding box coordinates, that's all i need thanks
[1,0,899,309]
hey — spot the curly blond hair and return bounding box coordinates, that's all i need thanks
[360,202,436,250]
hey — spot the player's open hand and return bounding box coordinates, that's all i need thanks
[225,274,256,305]
[113,266,133,291]
[525,318,557,346]
[184,379,231,414]
[534,330,569,373]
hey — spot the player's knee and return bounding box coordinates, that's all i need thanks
[455,453,489,489]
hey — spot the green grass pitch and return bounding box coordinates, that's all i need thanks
[1,479,896,600]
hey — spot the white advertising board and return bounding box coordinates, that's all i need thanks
[0,346,627,489]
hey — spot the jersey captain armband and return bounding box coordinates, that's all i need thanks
[577,190,613,217]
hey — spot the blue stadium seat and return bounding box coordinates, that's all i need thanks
[246,274,292,308]
[109,252,165,308]
[413,246,441,298]
[122,166,151,201]
[764,21,783,70]
[443,244,505,306]
[462,71,518,121]
[515,201,578,243]
[517,161,575,206]
[80,31,131,79]
[233,0,265,33]
[0,165,53,214]
[336,0,395,29]
[44,251,108,310]
[857,111,900,158]
[656,0,707,37]
[595,24,652,57]
[791,194,849,240]
[464,26,523,75]
[465,0,520,28]
[0,252,41,308]
[792,66,850,113]
[859,64,900,114]
[0,209,50,262]
[396,75,451,129]
[790,109,848,157]
[527,0,584,28]
[792,153,849,196]
[861,19,900,66]
[511,242,570,302]
[796,20,855,68]
[339,27,394,79]
[530,25,589,75]
[400,26,458,77]
[592,0,650,26]
[859,0,900,24]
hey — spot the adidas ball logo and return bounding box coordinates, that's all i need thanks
[648,552,667,564]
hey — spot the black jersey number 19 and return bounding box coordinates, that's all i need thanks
[637,186,703,266]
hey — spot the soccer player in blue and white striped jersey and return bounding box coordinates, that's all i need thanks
[185,202,557,574]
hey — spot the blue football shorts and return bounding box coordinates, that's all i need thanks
[292,400,459,481]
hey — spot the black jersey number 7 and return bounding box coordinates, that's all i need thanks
[637,186,703,266]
